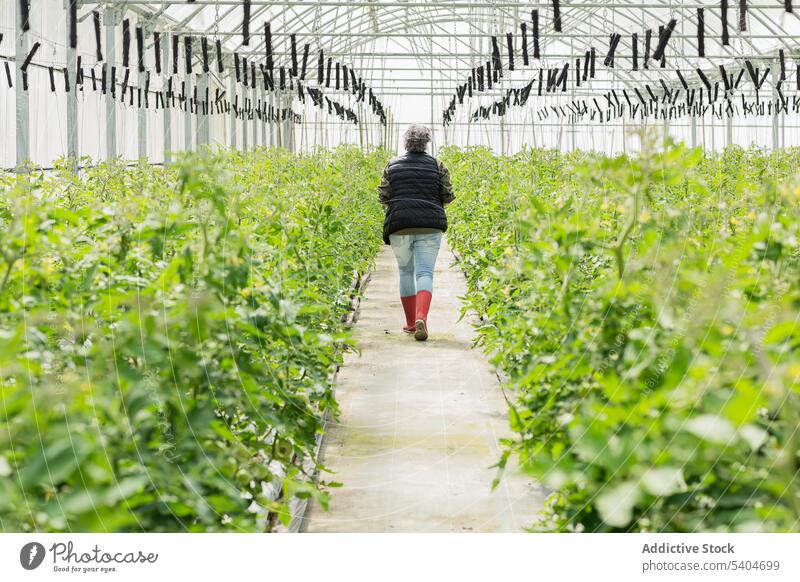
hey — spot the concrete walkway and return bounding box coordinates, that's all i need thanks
[303,240,544,532]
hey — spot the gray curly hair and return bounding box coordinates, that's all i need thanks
[403,124,432,152]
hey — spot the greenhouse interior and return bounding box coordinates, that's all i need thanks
[0,0,799,538]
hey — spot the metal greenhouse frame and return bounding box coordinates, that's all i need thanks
[2,1,800,169]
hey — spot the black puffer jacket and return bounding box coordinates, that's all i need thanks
[381,152,448,244]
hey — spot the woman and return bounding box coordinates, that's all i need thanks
[378,125,455,341]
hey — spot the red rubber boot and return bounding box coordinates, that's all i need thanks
[414,290,432,341]
[401,295,416,333]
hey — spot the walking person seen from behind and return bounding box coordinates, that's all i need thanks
[378,125,455,341]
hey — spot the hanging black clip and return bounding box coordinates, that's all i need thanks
[201,37,209,73]
[20,0,30,32]
[506,32,514,71]
[676,69,689,90]
[265,23,273,73]
[520,22,529,66]
[243,0,251,45]
[739,0,748,31]
[122,19,131,68]
[136,26,145,72]
[652,19,676,62]
[216,39,224,73]
[172,35,179,75]
[93,11,103,62]
[552,0,562,32]
[69,0,78,49]
[184,36,192,74]
[491,36,503,74]
[154,32,161,74]
[290,34,298,77]
[721,0,730,46]
[20,41,40,90]
[301,44,310,80]
[604,33,621,68]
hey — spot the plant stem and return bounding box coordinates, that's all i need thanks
[613,155,650,279]
[0,256,16,296]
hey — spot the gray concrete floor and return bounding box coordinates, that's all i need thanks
[303,240,544,532]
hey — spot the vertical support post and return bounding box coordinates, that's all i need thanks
[105,8,117,160]
[726,111,733,148]
[429,39,435,154]
[464,105,471,148]
[163,34,172,164]
[260,84,266,146]
[196,73,209,147]
[242,88,255,150]
[252,86,257,149]
[383,108,388,150]
[781,104,785,148]
[358,103,364,149]
[289,95,294,151]
[229,70,237,149]
[284,92,290,150]
[138,67,147,159]
[15,0,29,171]
[314,100,319,151]
[771,59,780,151]
[287,99,294,151]
[136,22,150,160]
[321,99,326,149]
[569,39,577,153]
[622,113,627,154]
[691,115,697,148]
[301,113,307,154]
[242,86,249,151]
[702,110,706,150]
[268,91,275,147]
[556,118,564,155]
[571,109,577,152]
[65,0,78,170]
[385,110,391,152]
[710,113,715,151]
[184,73,192,152]
[289,94,296,151]
[275,92,282,148]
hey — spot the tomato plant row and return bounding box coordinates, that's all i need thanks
[442,139,800,532]
[0,147,387,531]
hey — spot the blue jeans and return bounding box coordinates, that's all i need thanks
[389,232,443,297]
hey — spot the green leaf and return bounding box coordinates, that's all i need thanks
[738,425,768,451]
[684,415,737,445]
[763,321,798,345]
[642,467,685,497]
[596,481,640,528]
[19,438,90,489]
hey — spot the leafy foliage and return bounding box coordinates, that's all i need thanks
[0,147,386,532]
[443,139,800,532]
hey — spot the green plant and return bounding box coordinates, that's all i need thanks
[443,139,800,532]
[0,147,387,532]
